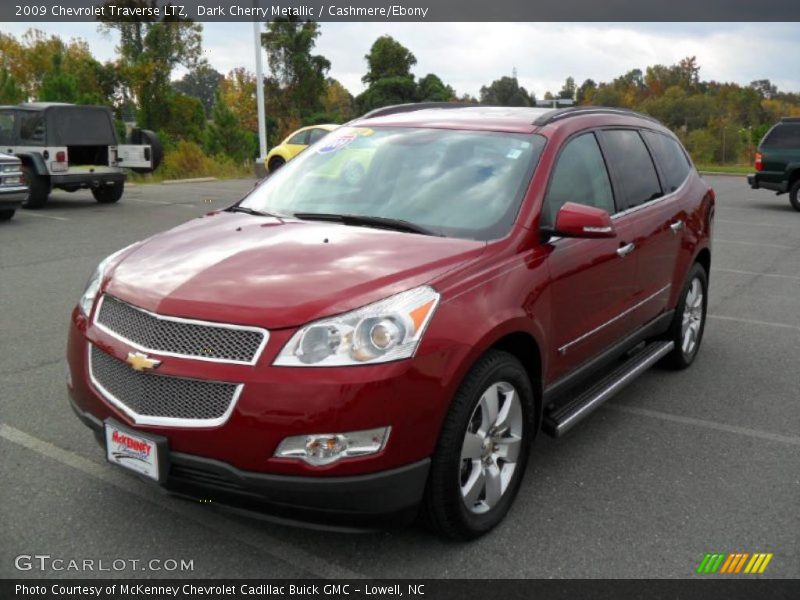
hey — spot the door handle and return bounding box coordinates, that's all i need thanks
[670,220,685,233]
[617,242,635,257]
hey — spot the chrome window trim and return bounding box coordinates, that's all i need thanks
[611,170,689,220]
[94,294,270,366]
[558,284,671,355]
[87,344,244,428]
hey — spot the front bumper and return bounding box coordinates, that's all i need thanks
[0,186,27,209]
[70,398,429,526]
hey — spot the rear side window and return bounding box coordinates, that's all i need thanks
[0,111,13,145]
[600,129,662,209]
[761,124,800,149]
[18,112,46,145]
[642,130,691,193]
[308,128,329,144]
[542,132,615,227]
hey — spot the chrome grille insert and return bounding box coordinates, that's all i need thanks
[95,295,268,365]
[89,345,242,427]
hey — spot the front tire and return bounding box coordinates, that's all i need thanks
[789,180,800,212]
[268,156,286,173]
[92,181,124,204]
[21,165,51,209]
[661,263,708,370]
[423,350,534,540]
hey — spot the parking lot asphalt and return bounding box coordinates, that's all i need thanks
[1,175,798,579]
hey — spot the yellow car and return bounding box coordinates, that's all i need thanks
[266,124,339,173]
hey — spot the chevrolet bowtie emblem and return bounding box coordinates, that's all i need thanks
[126,352,161,372]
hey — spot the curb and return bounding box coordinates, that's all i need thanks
[161,177,219,185]
[698,171,748,178]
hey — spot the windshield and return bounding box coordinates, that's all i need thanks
[241,126,546,240]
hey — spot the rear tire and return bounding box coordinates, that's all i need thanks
[789,179,800,212]
[661,263,708,370]
[21,165,51,209]
[92,181,124,204]
[268,156,285,173]
[423,350,534,540]
[0,209,15,221]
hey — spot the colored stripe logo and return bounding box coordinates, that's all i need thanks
[697,552,773,574]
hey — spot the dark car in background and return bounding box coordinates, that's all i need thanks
[748,117,800,211]
[0,103,161,209]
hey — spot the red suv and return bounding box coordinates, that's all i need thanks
[67,105,714,539]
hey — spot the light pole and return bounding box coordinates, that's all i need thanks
[253,18,267,175]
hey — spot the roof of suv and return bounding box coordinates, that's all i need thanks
[354,103,663,134]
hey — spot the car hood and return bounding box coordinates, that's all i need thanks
[106,212,486,329]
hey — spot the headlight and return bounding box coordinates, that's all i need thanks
[274,285,440,367]
[78,243,138,316]
[0,163,19,173]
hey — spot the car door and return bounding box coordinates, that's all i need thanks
[543,131,640,383]
[284,129,311,160]
[597,128,674,328]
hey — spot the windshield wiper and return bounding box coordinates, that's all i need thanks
[226,205,282,218]
[293,212,442,237]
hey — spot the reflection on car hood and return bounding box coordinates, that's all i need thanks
[106,212,486,329]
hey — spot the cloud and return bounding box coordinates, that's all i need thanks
[2,21,798,95]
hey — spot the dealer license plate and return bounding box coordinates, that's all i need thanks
[105,422,160,481]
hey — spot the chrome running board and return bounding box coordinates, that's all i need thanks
[542,341,675,437]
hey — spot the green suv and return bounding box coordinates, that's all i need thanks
[748,117,800,211]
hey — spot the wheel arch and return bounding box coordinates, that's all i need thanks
[489,331,544,430]
[15,151,48,176]
[694,246,711,279]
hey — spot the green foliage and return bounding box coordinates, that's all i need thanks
[356,76,417,114]
[0,69,25,104]
[173,62,223,116]
[204,91,253,163]
[479,77,534,106]
[162,92,207,146]
[362,35,417,85]
[417,74,454,102]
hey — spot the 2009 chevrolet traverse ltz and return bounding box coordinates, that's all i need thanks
[68,104,714,539]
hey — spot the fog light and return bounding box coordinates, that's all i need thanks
[274,427,390,466]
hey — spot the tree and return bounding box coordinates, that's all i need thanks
[261,17,330,129]
[204,91,252,163]
[173,62,223,115]
[38,52,80,103]
[362,36,417,85]
[750,79,778,100]
[322,78,354,122]
[576,79,597,105]
[356,76,418,114]
[479,76,534,106]
[220,67,258,132]
[417,74,454,102]
[0,70,24,104]
[100,1,203,130]
[162,92,206,145]
[558,76,576,100]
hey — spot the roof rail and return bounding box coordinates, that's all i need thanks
[359,102,471,120]
[533,106,661,126]
[781,117,800,123]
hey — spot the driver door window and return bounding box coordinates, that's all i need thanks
[542,132,615,228]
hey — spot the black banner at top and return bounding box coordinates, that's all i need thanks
[2,0,799,22]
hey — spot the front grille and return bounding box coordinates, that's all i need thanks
[89,346,240,425]
[96,295,266,364]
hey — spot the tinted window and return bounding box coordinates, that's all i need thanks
[18,112,46,145]
[287,130,309,145]
[600,129,662,209]
[241,127,546,241]
[542,132,614,227]
[761,124,800,149]
[642,130,691,193]
[308,128,330,144]
[0,111,13,146]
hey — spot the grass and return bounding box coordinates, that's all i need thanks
[695,164,752,175]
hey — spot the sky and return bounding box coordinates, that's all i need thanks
[3,22,799,98]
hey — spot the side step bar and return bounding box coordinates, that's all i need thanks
[542,341,674,438]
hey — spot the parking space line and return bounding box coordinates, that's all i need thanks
[604,405,800,447]
[715,219,796,229]
[714,239,797,250]
[0,423,366,580]
[19,212,69,221]
[714,268,800,282]
[708,314,800,332]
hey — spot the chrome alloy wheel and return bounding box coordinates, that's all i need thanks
[459,381,524,514]
[681,277,704,357]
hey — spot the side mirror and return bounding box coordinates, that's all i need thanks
[551,202,616,239]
